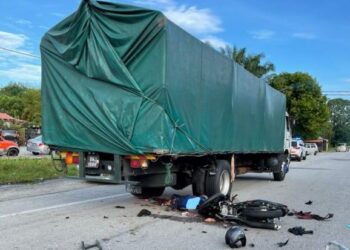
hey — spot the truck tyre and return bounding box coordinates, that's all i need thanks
[297,155,302,162]
[131,187,165,199]
[273,155,288,181]
[7,148,19,157]
[303,154,307,160]
[192,168,206,196]
[205,160,232,197]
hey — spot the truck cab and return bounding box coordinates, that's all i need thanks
[284,113,292,154]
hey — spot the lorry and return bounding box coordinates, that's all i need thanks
[40,0,291,198]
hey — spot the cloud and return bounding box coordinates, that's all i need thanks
[39,25,50,30]
[51,12,66,18]
[15,19,33,28]
[292,32,316,40]
[0,31,40,86]
[202,36,228,50]
[0,31,28,50]
[132,0,226,53]
[133,0,222,36]
[0,63,41,83]
[342,78,350,84]
[250,30,275,40]
[164,6,222,35]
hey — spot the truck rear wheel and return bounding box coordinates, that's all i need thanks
[131,186,165,199]
[205,160,232,197]
[192,168,206,196]
[273,155,288,181]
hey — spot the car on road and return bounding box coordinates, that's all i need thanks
[305,143,319,155]
[0,129,19,144]
[26,135,50,155]
[0,136,20,156]
[290,138,307,161]
[336,143,348,152]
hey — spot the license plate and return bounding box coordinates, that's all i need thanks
[87,155,99,168]
[126,184,142,194]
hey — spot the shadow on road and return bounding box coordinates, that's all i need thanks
[291,167,331,171]
[236,175,272,181]
[330,158,350,161]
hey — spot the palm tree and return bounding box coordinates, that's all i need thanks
[220,46,275,78]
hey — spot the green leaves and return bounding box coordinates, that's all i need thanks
[269,73,330,139]
[220,46,275,78]
[328,98,350,145]
[0,82,41,124]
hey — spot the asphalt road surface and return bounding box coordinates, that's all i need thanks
[18,146,47,157]
[0,152,349,250]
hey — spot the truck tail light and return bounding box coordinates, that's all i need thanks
[65,152,73,165]
[72,155,79,164]
[130,159,141,168]
[126,155,155,169]
[130,159,149,169]
[62,152,79,165]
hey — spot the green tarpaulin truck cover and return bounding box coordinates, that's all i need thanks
[40,0,286,155]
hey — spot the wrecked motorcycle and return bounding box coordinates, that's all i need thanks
[198,193,289,230]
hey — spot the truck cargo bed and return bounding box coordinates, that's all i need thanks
[40,0,286,155]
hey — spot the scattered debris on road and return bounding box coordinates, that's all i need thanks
[81,240,102,250]
[137,209,151,217]
[65,216,69,219]
[103,216,108,219]
[134,194,338,248]
[204,217,216,223]
[290,210,333,221]
[305,200,313,205]
[114,205,125,209]
[288,226,313,236]
[277,239,289,247]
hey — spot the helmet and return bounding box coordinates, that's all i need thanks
[225,226,246,248]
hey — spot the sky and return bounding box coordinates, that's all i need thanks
[0,0,349,98]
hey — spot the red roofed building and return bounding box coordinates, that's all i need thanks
[0,112,15,122]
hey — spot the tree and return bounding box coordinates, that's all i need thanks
[220,46,275,78]
[0,83,41,124]
[21,89,41,124]
[328,98,350,145]
[269,72,330,139]
[0,82,27,96]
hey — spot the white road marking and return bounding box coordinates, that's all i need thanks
[0,193,130,219]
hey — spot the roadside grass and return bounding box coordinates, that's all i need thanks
[0,157,78,184]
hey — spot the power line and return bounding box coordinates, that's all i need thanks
[0,46,40,59]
